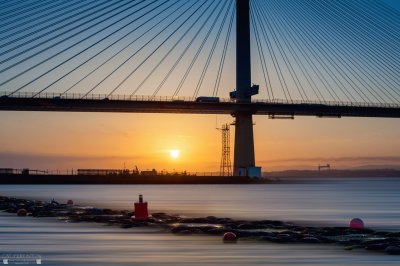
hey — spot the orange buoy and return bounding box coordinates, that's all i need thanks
[133,194,149,220]
[349,218,364,229]
[223,232,237,243]
[17,208,27,216]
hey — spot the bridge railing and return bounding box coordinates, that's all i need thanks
[1,91,399,109]
[1,91,204,102]
[252,98,400,108]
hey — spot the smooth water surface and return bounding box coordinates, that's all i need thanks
[1,178,400,265]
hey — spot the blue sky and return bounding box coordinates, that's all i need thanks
[382,0,400,10]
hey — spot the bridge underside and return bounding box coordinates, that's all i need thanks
[1,97,399,118]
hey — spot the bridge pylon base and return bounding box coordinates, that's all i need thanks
[233,112,257,176]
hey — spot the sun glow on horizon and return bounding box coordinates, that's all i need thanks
[169,149,180,159]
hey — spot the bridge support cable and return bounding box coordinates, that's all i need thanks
[253,1,325,102]
[325,0,400,97]
[0,0,42,15]
[172,1,228,97]
[255,2,310,102]
[133,0,228,97]
[304,0,400,103]
[252,2,292,103]
[61,0,184,96]
[338,1,400,53]
[0,0,97,42]
[35,0,182,97]
[251,9,274,100]
[280,1,378,104]
[193,0,234,98]
[80,0,201,97]
[104,0,217,97]
[0,0,117,62]
[0,0,63,26]
[2,0,146,94]
[0,0,73,37]
[271,0,369,103]
[213,8,235,97]
[261,1,341,102]
[302,0,400,103]
[370,0,400,25]
[292,1,391,104]
[148,0,231,98]
[263,0,358,103]
[7,0,175,97]
[317,1,400,77]
[315,0,400,86]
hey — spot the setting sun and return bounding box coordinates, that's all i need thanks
[170,149,180,159]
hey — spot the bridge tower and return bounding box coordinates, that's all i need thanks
[232,0,260,177]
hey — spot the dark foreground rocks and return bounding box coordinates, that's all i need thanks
[1,195,399,255]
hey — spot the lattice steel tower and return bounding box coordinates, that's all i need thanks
[218,124,232,176]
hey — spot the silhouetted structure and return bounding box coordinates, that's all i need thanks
[231,0,260,177]
[218,124,232,176]
[318,164,331,172]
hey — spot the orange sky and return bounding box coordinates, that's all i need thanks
[1,111,399,172]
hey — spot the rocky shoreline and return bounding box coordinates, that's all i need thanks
[1,195,399,255]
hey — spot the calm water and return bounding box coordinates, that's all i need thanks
[1,178,400,265]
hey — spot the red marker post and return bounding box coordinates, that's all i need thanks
[133,194,149,220]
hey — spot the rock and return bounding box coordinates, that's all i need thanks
[386,232,400,237]
[321,227,347,236]
[272,234,297,243]
[301,237,320,243]
[206,228,225,235]
[86,208,103,215]
[181,217,211,224]
[237,223,257,230]
[338,239,363,246]
[384,246,400,255]
[101,209,114,215]
[365,243,389,251]
[171,225,190,234]
[260,220,284,226]
[346,228,375,234]
[120,224,133,229]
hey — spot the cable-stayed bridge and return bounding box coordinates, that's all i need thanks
[0,0,399,175]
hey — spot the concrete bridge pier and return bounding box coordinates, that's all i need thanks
[232,0,260,177]
[233,112,256,176]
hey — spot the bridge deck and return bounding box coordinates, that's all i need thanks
[1,94,399,118]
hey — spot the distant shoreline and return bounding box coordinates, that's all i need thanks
[0,173,267,184]
[0,168,399,184]
[265,169,400,179]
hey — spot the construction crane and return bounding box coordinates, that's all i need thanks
[318,164,331,172]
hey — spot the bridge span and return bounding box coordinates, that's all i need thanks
[1,93,399,118]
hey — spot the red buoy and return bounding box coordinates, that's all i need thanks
[17,208,27,216]
[133,194,149,220]
[350,218,365,229]
[223,232,237,243]
[67,200,74,205]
